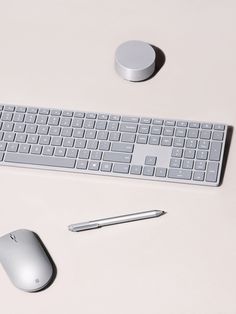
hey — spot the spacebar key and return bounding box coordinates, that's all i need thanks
[4,153,76,168]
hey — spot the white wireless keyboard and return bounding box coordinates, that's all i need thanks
[0,104,228,186]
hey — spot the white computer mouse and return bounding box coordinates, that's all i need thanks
[0,229,54,292]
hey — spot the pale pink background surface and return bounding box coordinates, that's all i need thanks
[0,1,235,313]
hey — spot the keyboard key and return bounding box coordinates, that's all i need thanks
[73,129,84,138]
[143,166,154,176]
[85,130,96,139]
[137,134,148,144]
[196,150,208,160]
[101,162,112,172]
[27,138,38,150]
[165,120,175,126]
[214,124,225,131]
[51,109,62,116]
[120,123,138,133]
[122,116,139,123]
[79,149,90,159]
[109,132,120,141]
[198,140,209,150]
[152,119,163,125]
[130,165,142,175]
[145,156,156,166]
[150,126,162,135]
[15,106,26,113]
[43,146,54,156]
[200,130,211,140]
[189,122,200,128]
[163,127,174,136]
[5,152,75,168]
[37,125,49,135]
[60,117,71,127]
[186,139,197,149]
[1,112,13,121]
[91,151,102,160]
[14,123,25,133]
[201,123,212,129]
[184,149,195,159]
[111,143,134,153]
[171,148,183,158]
[31,145,42,155]
[103,152,131,163]
[209,141,222,161]
[99,141,110,151]
[187,129,199,138]
[25,114,36,124]
[140,117,151,124]
[138,125,150,134]
[74,112,85,118]
[155,167,167,177]
[173,138,185,147]
[66,148,78,158]
[109,115,120,121]
[27,107,38,114]
[149,136,160,145]
[88,161,100,171]
[175,128,186,137]
[121,133,136,143]
[15,134,27,143]
[206,162,219,182]
[71,118,83,128]
[63,138,75,147]
[107,122,119,131]
[51,137,62,146]
[195,160,206,171]
[170,158,181,168]
[86,113,96,119]
[4,105,15,112]
[7,142,18,152]
[168,169,192,180]
[48,116,60,126]
[39,135,51,145]
[39,108,50,115]
[161,137,172,146]
[177,121,188,127]
[36,115,48,125]
[193,171,205,181]
[98,114,108,120]
[62,110,73,117]
[54,147,66,157]
[113,163,130,174]
[61,127,73,137]
[0,142,7,151]
[4,132,15,142]
[26,124,37,134]
[97,131,109,140]
[212,131,224,141]
[95,120,107,130]
[182,159,194,169]
[87,140,98,150]
[75,139,86,148]
[3,122,14,131]
[13,113,24,122]
[76,160,88,169]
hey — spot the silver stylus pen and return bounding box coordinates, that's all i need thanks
[68,210,165,232]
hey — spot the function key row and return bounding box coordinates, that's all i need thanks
[0,105,225,130]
